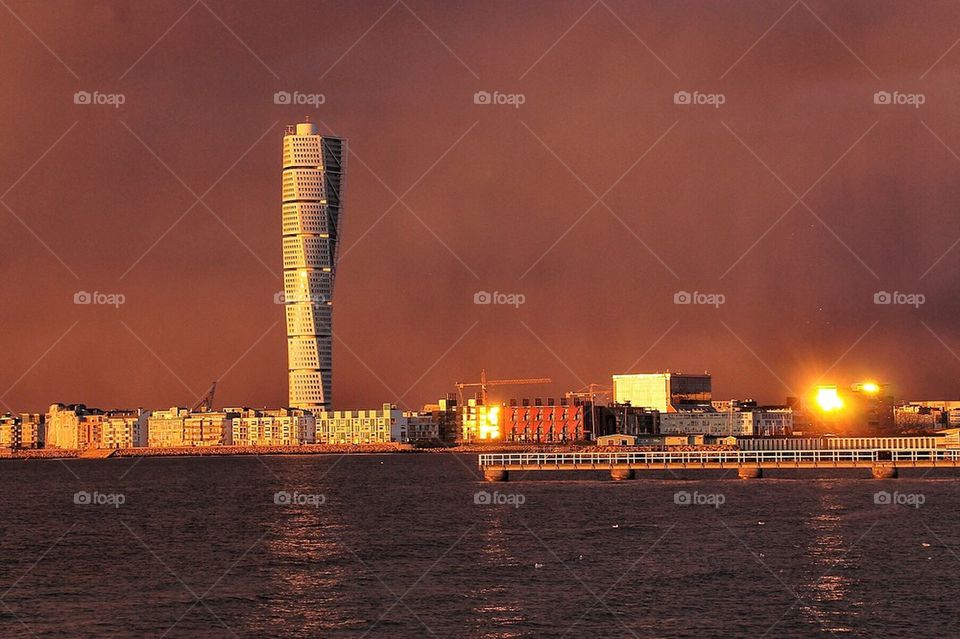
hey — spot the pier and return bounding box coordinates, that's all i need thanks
[478,449,960,481]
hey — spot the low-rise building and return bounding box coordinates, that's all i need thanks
[403,411,440,443]
[100,410,150,448]
[148,407,191,447]
[315,404,407,444]
[46,404,150,449]
[501,398,589,443]
[659,406,792,437]
[420,396,458,443]
[229,408,315,446]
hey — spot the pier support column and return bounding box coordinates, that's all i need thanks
[871,464,898,479]
[610,468,635,481]
[738,466,763,480]
[484,468,509,482]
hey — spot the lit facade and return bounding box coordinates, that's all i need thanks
[460,399,501,442]
[315,404,407,444]
[501,399,588,443]
[45,404,98,449]
[147,407,191,447]
[612,373,711,412]
[0,413,42,449]
[282,121,346,411]
[659,408,792,436]
[100,410,150,448]
[229,408,316,446]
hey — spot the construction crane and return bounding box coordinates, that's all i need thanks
[191,381,217,413]
[564,383,611,438]
[454,369,552,405]
[564,383,611,404]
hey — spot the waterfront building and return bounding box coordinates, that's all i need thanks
[229,408,316,446]
[0,413,39,449]
[183,411,235,446]
[100,410,150,448]
[501,398,588,443]
[45,404,101,449]
[659,406,792,437]
[895,401,960,431]
[460,399,500,442]
[421,395,459,443]
[608,404,658,437]
[282,121,346,412]
[315,404,407,444]
[403,411,440,443]
[0,414,18,448]
[612,372,711,412]
[46,404,150,449]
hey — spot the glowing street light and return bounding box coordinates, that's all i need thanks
[815,386,844,412]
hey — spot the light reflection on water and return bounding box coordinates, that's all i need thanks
[799,487,861,634]
[0,458,957,637]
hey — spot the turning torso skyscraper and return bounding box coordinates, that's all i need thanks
[281,121,346,411]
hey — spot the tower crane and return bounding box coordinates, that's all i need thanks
[191,381,218,413]
[454,369,552,405]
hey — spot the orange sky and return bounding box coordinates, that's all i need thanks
[2,0,960,412]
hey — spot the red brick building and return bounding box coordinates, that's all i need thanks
[502,399,590,443]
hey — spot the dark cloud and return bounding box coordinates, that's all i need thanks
[2,0,960,412]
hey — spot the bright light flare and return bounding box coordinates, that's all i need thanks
[859,381,880,394]
[479,405,501,439]
[815,386,844,412]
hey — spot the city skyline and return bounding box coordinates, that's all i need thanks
[4,2,960,415]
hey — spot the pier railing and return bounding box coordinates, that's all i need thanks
[478,449,960,468]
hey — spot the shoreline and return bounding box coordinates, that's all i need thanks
[0,443,733,460]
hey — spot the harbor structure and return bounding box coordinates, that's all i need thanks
[281,121,346,412]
